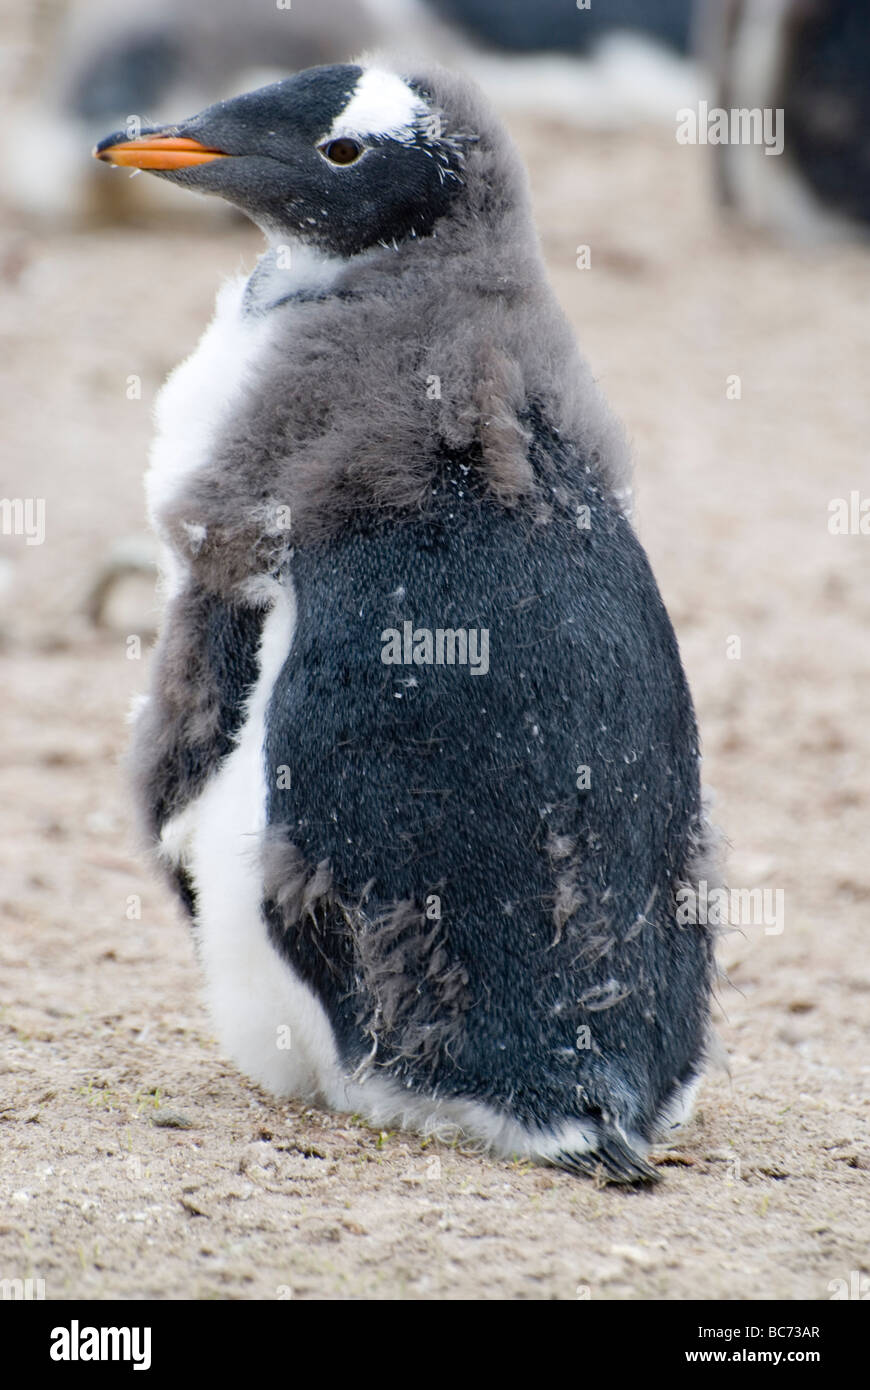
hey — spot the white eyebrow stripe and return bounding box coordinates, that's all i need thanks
[325,67,427,142]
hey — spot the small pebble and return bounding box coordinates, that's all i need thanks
[152,1111,196,1130]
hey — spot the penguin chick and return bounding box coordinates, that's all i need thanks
[95,61,721,1183]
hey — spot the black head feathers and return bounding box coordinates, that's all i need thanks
[95,63,477,255]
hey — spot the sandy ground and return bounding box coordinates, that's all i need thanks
[2,14,870,1302]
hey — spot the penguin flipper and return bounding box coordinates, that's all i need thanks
[129,581,268,915]
[548,1130,661,1185]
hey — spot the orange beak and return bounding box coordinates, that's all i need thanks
[93,134,229,170]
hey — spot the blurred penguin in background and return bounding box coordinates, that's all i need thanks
[4,0,381,224]
[430,0,695,54]
[7,0,703,226]
[421,0,703,128]
[697,0,870,243]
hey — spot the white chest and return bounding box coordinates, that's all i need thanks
[145,244,355,596]
[145,274,268,595]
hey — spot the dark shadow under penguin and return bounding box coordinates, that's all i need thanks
[95,60,721,1182]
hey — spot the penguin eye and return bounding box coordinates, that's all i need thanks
[319,138,365,166]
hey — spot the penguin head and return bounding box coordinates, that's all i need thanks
[93,63,472,256]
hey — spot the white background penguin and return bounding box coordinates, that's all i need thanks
[95,60,720,1183]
